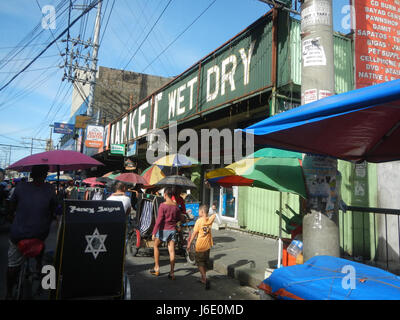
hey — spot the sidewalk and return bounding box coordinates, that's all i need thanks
[209,228,278,289]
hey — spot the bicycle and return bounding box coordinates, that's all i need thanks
[11,238,45,300]
[176,212,197,264]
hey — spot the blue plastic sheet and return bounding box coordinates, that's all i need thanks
[260,255,400,300]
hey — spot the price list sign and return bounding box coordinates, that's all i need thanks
[353,0,400,88]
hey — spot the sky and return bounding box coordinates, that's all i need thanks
[0,0,350,168]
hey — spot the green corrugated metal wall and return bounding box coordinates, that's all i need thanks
[278,17,354,94]
[238,187,300,238]
[338,161,378,259]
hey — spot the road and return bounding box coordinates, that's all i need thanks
[0,221,261,300]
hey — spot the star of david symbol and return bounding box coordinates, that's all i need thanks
[85,228,107,259]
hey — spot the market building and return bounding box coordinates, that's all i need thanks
[88,9,398,270]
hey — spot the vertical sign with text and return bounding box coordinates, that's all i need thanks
[353,0,400,88]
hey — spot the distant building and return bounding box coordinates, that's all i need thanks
[59,66,171,152]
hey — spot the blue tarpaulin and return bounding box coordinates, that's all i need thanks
[259,255,400,300]
[242,79,400,163]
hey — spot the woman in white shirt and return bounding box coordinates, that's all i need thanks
[107,182,131,215]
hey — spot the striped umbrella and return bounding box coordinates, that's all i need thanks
[141,165,166,186]
[153,153,199,168]
[205,148,306,198]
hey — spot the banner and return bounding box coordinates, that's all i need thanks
[85,125,104,149]
[54,123,74,135]
[110,144,125,155]
[353,0,400,88]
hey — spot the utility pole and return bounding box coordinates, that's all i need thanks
[87,0,102,122]
[299,0,340,261]
[61,0,103,154]
[22,138,49,155]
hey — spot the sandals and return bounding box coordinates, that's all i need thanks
[150,269,159,276]
[168,273,175,280]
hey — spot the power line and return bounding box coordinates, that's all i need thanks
[0,65,60,74]
[142,0,217,73]
[122,0,173,71]
[0,0,101,93]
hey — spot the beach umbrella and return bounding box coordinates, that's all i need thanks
[141,165,166,186]
[206,156,306,198]
[154,175,197,189]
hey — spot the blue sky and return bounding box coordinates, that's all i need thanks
[0,0,350,167]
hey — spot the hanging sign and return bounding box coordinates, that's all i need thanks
[110,144,126,155]
[85,125,104,149]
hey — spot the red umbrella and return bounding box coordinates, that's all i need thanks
[6,150,104,172]
[115,172,147,186]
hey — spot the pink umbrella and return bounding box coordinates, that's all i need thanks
[6,150,104,172]
[82,177,105,187]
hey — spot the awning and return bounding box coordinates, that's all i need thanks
[241,79,400,163]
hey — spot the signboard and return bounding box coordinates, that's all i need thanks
[54,123,75,135]
[353,0,400,88]
[110,144,125,155]
[52,200,126,299]
[75,115,91,129]
[85,125,104,149]
[126,141,137,157]
[108,14,274,145]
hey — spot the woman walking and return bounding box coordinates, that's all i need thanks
[150,187,183,279]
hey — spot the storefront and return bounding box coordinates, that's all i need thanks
[99,9,373,245]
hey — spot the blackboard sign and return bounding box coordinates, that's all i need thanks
[53,200,126,299]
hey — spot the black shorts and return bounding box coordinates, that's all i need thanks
[195,249,210,267]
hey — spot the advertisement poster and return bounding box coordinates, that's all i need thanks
[353,0,400,88]
[85,125,104,149]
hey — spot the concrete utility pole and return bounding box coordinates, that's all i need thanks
[87,0,102,120]
[299,0,340,261]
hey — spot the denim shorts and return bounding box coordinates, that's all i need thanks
[155,229,177,243]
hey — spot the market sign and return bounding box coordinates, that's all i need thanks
[85,125,104,149]
[108,13,273,145]
[353,0,400,88]
[110,144,125,155]
[54,122,75,135]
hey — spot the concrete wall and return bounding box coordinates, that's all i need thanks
[92,66,172,124]
[377,161,400,270]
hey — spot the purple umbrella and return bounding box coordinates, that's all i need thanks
[6,150,104,172]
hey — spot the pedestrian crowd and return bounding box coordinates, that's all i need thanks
[1,165,221,299]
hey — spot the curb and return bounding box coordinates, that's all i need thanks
[210,258,265,289]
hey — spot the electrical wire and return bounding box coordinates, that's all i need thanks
[142,0,217,73]
[121,0,173,71]
[0,0,101,93]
